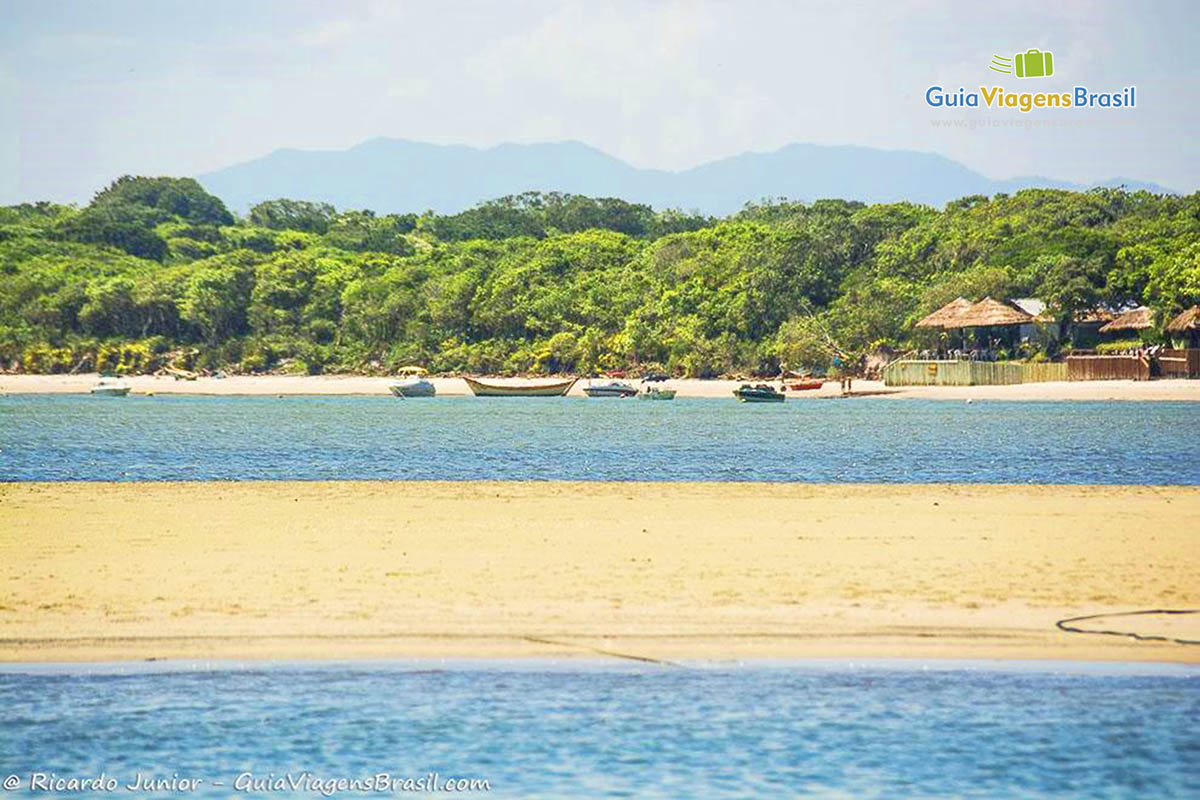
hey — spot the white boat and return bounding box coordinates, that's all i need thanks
[583,380,638,398]
[89,377,131,397]
[388,366,436,397]
[388,379,436,398]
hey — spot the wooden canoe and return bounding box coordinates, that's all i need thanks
[463,376,578,397]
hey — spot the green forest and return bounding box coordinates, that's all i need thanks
[2,176,1198,376]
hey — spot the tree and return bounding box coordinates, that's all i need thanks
[57,204,168,261]
[92,176,234,225]
[179,259,255,344]
[1037,255,1107,325]
[249,199,337,233]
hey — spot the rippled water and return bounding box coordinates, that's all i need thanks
[1,394,1197,483]
[0,661,1196,799]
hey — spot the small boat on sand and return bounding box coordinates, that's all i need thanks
[388,379,436,398]
[733,383,784,403]
[389,366,435,397]
[464,376,578,397]
[638,387,676,400]
[785,379,826,391]
[583,380,638,398]
[90,377,131,397]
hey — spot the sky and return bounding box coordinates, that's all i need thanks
[1,0,1197,205]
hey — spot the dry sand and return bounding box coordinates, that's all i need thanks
[2,373,1200,401]
[1,482,1197,664]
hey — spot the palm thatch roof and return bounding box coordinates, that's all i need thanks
[1098,306,1152,333]
[1165,306,1200,332]
[940,297,1033,329]
[915,297,972,329]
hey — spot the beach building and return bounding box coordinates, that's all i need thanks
[939,297,1033,351]
[914,297,973,352]
[916,296,1033,347]
[1021,299,1117,348]
[890,297,1057,386]
[1097,306,1153,343]
[1166,306,1200,349]
[1162,306,1200,377]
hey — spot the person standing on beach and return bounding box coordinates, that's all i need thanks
[832,355,851,395]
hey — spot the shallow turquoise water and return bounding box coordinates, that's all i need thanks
[2,395,1197,483]
[0,661,1196,799]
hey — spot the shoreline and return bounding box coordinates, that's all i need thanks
[2,481,1197,664]
[3,373,1200,401]
[1,657,1194,675]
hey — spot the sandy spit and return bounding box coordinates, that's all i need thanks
[1,482,1197,664]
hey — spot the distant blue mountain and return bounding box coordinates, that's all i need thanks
[198,138,1178,216]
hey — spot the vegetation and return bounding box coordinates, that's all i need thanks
[2,177,1198,376]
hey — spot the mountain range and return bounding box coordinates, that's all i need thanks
[197,138,1177,216]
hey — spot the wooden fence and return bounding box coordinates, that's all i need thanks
[1158,349,1200,378]
[885,351,1197,385]
[1066,354,1151,381]
[1020,362,1071,384]
[883,360,1068,387]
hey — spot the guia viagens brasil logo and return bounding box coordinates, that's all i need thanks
[926,48,1135,113]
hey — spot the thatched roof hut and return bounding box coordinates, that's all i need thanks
[915,297,972,329]
[941,297,1033,329]
[1165,306,1200,332]
[1098,307,1152,333]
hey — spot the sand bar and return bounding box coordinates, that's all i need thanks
[3,373,1200,401]
[1,482,1197,664]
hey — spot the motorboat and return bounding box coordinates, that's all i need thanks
[638,386,676,400]
[388,366,436,397]
[464,377,578,397]
[89,377,131,397]
[388,378,436,398]
[733,383,784,403]
[583,380,638,398]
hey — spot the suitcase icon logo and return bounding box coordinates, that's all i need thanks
[989,49,1054,78]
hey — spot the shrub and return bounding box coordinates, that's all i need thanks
[1096,339,1146,353]
[22,345,74,373]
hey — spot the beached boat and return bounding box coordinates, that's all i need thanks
[388,379,436,398]
[463,376,578,397]
[786,379,826,391]
[638,387,676,400]
[733,383,784,403]
[583,380,638,398]
[388,366,435,397]
[89,377,131,397]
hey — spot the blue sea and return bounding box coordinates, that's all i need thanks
[2,394,1198,483]
[0,660,1197,799]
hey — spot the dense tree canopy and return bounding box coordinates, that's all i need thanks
[1,180,1198,376]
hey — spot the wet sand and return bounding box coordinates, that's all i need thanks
[1,482,1196,663]
[2,373,1200,401]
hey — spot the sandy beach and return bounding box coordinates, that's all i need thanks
[1,482,1196,664]
[2,373,1200,401]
